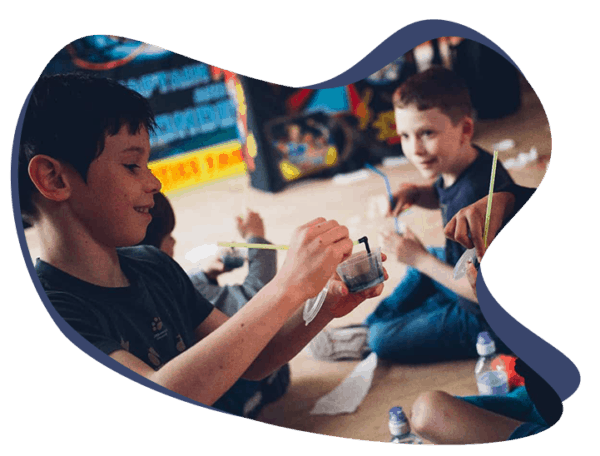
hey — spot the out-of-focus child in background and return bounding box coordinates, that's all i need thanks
[140,192,290,418]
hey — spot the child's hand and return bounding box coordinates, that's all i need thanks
[322,254,389,318]
[388,183,419,218]
[236,209,265,239]
[276,217,353,302]
[444,192,515,261]
[380,227,427,267]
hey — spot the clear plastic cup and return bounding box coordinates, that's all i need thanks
[453,248,480,280]
[220,247,245,270]
[337,247,385,293]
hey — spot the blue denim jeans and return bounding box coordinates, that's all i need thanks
[364,247,507,363]
[457,386,549,440]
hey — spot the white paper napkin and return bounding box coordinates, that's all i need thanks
[310,352,378,415]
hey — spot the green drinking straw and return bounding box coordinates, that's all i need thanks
[218,240,361,250]
[483,150,499,249]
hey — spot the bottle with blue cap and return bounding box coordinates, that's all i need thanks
[389,406,423,444]
[475,331,509,396]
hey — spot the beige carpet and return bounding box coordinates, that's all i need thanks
[23,76,550,443]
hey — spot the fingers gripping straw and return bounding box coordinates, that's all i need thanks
[453,150,499,280]
[218,238,364,325]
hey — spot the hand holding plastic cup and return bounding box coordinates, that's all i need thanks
[337,247,385,293]
[453,248,480,280]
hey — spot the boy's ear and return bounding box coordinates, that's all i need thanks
[28,155,74,203]
[460,116,475,144]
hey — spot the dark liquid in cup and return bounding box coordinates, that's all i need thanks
[344,263,385,293]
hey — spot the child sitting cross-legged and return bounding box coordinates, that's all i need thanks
[309,67,515,364]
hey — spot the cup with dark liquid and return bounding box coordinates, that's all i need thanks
[337,247,385,293]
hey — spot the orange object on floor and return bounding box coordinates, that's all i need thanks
[493,355,526,389]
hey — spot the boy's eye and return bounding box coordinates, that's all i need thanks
[421,130,434,137]
[124,164,140,172]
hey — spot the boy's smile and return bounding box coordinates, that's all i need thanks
[67,125,161,248]
[394,106,471,183]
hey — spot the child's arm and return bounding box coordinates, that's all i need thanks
[381,228,477,302]
[200,209,272,284]
[388,182,439,217]
[111,217,354,406]
[413,253,477,302]
[190,234,276,317]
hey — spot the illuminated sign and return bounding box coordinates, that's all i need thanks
[42,36,248,194]
[149,141,247,194]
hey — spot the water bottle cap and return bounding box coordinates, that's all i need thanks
[389,407,409,436]
[476,332,496,356]
[389,407,407,422]
[477,332,492,344]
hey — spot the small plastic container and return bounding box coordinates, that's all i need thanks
[337,247,385,293]
[453,248,480,280]
[221,247,245,270]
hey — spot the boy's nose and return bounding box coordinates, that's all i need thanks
[413,139,427,156]
[146,168,162,193]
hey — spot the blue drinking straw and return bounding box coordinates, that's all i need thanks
[365,163,402,234]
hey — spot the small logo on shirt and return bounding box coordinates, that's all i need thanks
[152,317,169,341]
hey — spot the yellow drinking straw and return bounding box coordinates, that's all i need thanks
[483,150,499,249]
[218,240,361,250]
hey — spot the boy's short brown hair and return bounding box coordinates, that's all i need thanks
[392,66,473,125]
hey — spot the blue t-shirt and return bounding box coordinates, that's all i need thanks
[36,245,214,370]
[434,146,514,314]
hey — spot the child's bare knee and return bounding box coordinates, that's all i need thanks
[411,390,453,435]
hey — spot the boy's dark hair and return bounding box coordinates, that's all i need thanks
[140,192,175,249]
[18,73,157,222]
[392,66,473,124]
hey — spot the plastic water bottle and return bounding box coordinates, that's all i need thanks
[389,407,423,444]
[475,332,509,396]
